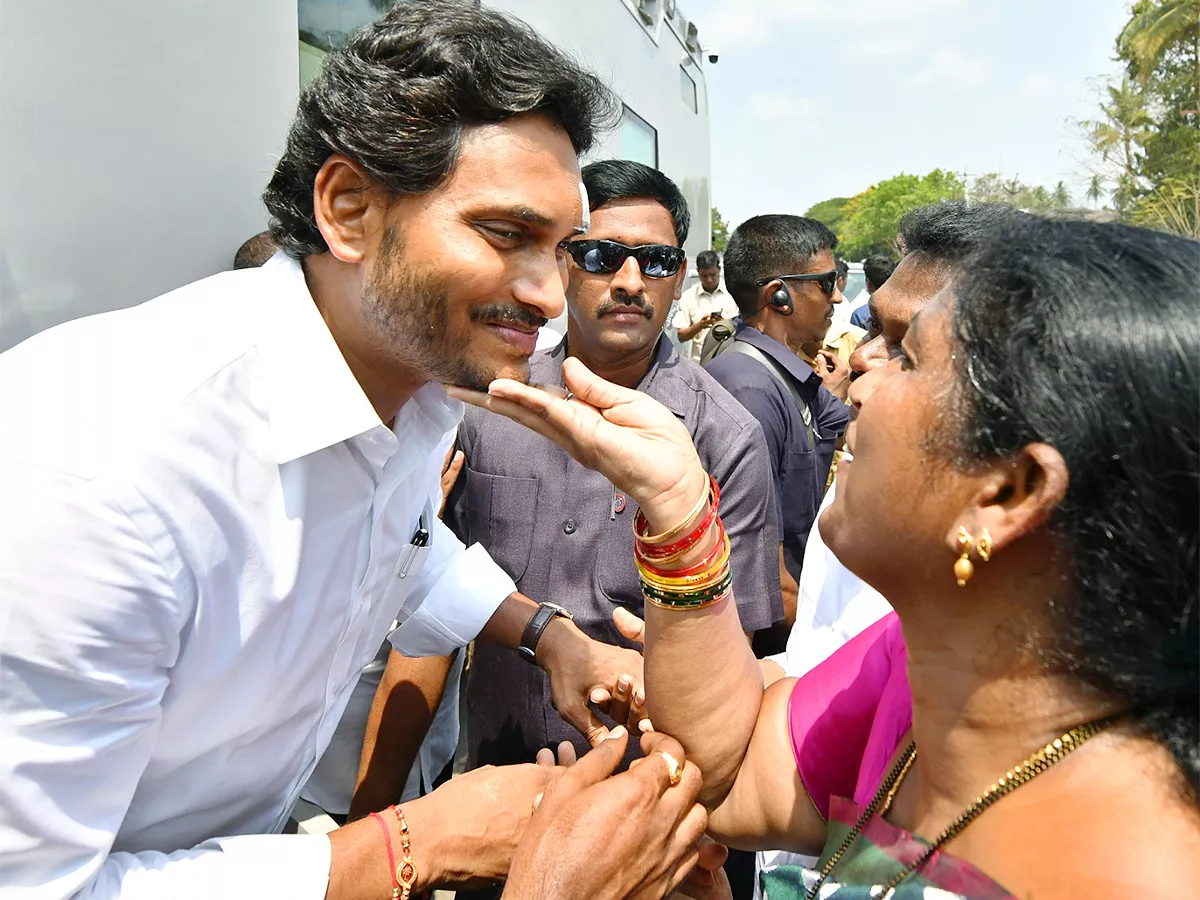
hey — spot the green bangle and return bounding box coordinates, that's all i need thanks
[640,569,733,606]
[643,585,732,611]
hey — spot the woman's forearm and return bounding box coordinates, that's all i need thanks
[644,593,764,809]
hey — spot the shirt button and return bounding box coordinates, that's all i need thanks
[563,519,577,535]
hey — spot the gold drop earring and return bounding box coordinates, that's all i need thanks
[954,526,975,587]
[953,526,992,586]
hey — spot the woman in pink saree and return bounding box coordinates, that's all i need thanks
[459,215,1199,898]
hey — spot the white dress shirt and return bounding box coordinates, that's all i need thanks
[756,480,893,899]
[671,282,739,361]
[0,254,516,899]
[300,638,465,814]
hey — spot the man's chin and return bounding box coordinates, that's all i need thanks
[442,358,532,393]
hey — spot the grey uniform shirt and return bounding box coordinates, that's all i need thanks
[445,337,783,767]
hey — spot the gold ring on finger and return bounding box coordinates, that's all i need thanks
[657,750,683,787]
[563,390,576,402]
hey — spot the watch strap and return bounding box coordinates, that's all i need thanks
[518,602,570,663]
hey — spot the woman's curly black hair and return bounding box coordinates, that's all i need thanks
[264,0,618,259]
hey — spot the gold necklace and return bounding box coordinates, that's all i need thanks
[803,717,1114,900]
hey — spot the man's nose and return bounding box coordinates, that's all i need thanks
[610,255,646,297]
[512,259,567,320]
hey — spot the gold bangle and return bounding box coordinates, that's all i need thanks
[636,474,714,544]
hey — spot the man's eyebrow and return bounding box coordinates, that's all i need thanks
[501,205,556,228]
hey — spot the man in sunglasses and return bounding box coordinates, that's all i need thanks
[703,214,851,658]
[382,161,785,827]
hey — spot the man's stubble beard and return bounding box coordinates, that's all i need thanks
[362,228,506,392]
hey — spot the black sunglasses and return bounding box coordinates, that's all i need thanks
[756,270,840,296]
[567,240,686,278]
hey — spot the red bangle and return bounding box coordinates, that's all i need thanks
[369,811,401,900]
[635,477,721,559]
[636,518,727,578]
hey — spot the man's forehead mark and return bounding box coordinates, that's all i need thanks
[575,181,590,235]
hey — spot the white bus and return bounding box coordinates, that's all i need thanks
[0,0,714,351]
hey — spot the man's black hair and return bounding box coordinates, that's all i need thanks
[696,250,720,269]
[264,0,618,259]
[580,160,690,246]
[233,232,278,269]
[895,201,1023,270]
[862,253,896,288]
[723,215,838,316]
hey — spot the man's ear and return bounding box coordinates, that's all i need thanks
[673,258,689,301]
[312,154,386,264]
[945,442,1069,556]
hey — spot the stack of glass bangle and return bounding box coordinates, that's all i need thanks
[634,474,731,610]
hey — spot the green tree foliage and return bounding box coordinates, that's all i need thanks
[968,174,1074,212]
[1083,77,1155,210]
[711,206,730,253]
[836,170,965,259]
[1085,0,1199,235]
[1119,0,1199,89]
[803,197,851,234]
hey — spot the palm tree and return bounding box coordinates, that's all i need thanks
[1052,181,1072,208]
[1119,0,1200,105]
[1088,77,1154,202]
[1086,175,1106,209]
[1119,0,1199,72]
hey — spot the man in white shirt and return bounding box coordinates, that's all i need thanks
[0,6,682,899]
[671,249,739,361]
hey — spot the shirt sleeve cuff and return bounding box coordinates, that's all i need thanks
[194,834,331,900]
[388,543,515,657]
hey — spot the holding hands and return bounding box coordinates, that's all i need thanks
[506,728,709,900]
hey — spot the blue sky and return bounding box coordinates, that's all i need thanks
[683,0,1131,227]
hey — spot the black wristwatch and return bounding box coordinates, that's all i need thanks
[518,602,573,663]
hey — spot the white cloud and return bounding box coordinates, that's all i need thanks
[1018,72,1056,97]
[747,92,822,124]
[689,0,971,51]
[906,48,994,89]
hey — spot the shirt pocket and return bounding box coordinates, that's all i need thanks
[387,544,432,629]
[597,513,643,611]
[781,446,821,541]
[464,468,539,582]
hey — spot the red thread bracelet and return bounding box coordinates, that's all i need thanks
[369,811,401,900]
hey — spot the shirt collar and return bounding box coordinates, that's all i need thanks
[539,334,688,417]
[253,253,389,464]
[733,322,822,387]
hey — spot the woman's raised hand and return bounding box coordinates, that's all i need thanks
[447,357,708,532]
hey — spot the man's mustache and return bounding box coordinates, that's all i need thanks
[596,294,653,318]
[469,304,548,331]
